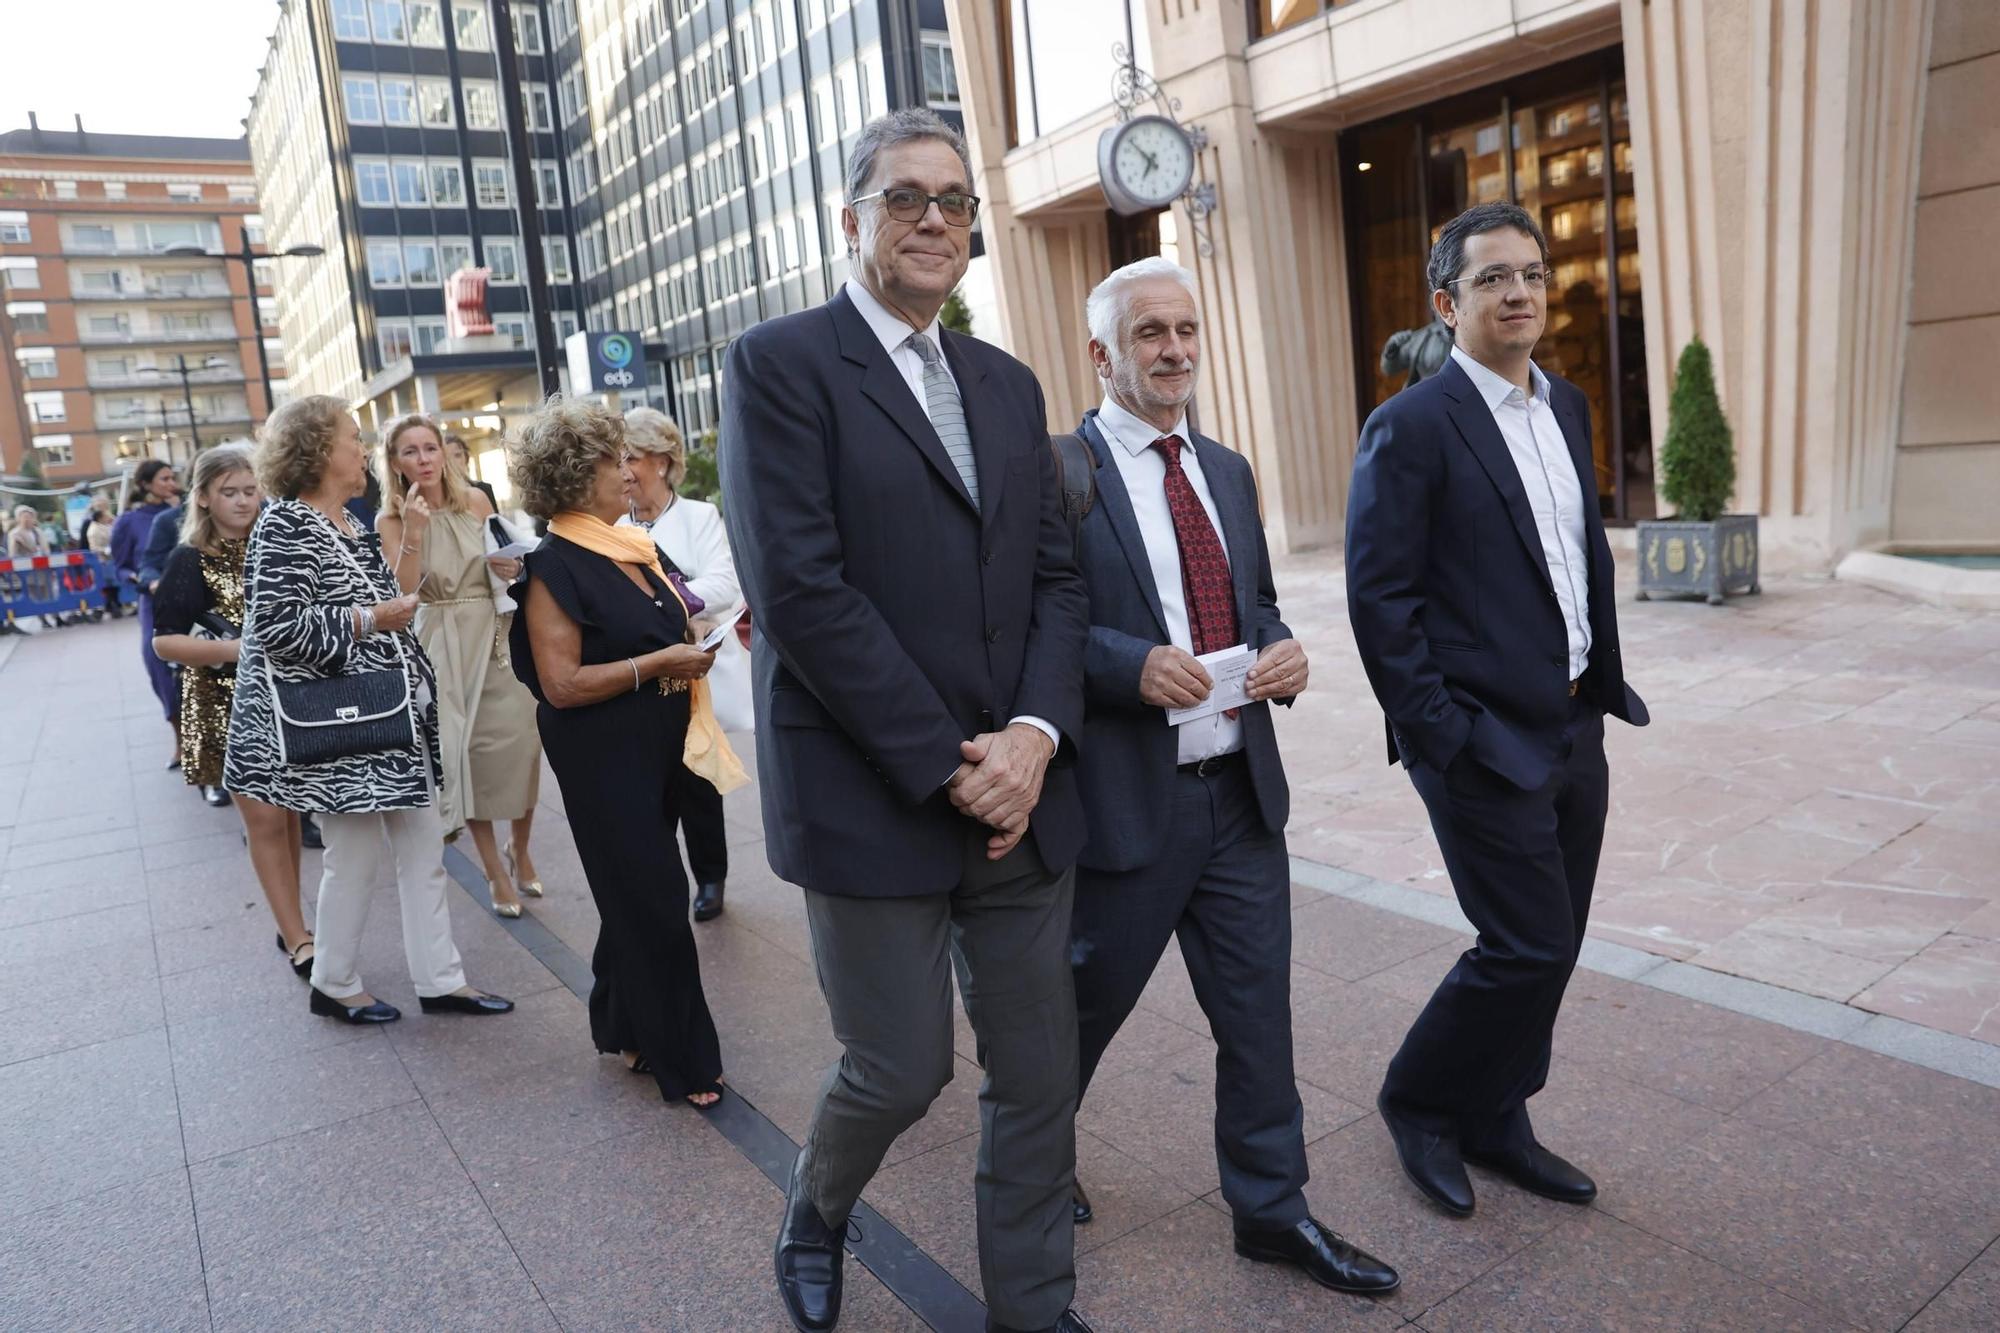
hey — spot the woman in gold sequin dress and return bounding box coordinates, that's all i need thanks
[376,414,545,917]
[151,443,315,979]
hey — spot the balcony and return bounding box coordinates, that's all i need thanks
[94,406,253,433]
[87,367,246,390]
[77,327,239,346]
[69,284,234,302]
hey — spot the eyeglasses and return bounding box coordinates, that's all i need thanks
[1448,265,1552,295]
[852,187,981,227]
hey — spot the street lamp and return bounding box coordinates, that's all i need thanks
[139,356,228,452]
[164,236,325,424]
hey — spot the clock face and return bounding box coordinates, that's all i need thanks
[1110,116,1194,210]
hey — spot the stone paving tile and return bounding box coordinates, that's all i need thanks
[1689,922,1909,1003]
[1497,1057,1722,1190]
[0,968,163,1070]
[429,1047,675,1178]
[1586,876,1789,960]
[0,1029,184,1214]
[1832,823,2000,899]
[1289,967,1430,1110]
[1292,894,1469,982]
[1416,1211,1842,1332]
[1853,933,2000,1043]
[0,1169,208,1333]
[0,900,153,971]
[1603,1118,2000,1331]
[1905,1238,2000,1331]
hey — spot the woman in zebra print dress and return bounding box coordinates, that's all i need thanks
[226,395,514,1026]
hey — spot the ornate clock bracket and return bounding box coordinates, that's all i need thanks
[1110,44,1217,258]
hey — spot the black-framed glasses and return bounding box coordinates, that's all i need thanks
[853,187,981,227]
[1447,264,1552,295]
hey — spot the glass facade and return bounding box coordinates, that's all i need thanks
[1342,50,1653,520]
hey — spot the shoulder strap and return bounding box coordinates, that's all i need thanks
[1048,433,1097,540]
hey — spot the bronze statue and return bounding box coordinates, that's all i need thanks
[1380,314,1454,389]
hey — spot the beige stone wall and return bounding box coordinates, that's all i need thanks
[1893,0,2000,546]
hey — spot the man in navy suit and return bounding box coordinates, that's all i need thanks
[1346,203,1648,1217]
[721,110,1093,1333]
[1066,259,1398,1297]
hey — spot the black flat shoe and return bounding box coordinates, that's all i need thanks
[201,785,231,808]
[692,880,724,921]
[308,987,399,1024]
[277,932,316,980]
[775,1153,849,1332]
[418,992,515,1016]
[1234,1215,1400,1295]
[1463,1141,1598,1204]
[1378,1091,1474,1216]
[1072,1179,1093,1225]
[300,814,323,850]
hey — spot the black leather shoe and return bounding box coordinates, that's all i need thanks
[308,987,399,1024]
[300,814,323,850]
[1234,1215,1400,1295]
[201,785,231,807]
[775,1156,847,1332]
[1072,1179,1093,1226]
[692,880,725,921]
[1378,1092,1474,1216]
[418,992,515,1016]
[1463,1141,1597,1204]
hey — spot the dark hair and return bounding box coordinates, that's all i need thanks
[126,458,172,510]
[1426,202,1550,295]
[843,107,971,204]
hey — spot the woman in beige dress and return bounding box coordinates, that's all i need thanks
[377,413,546,916]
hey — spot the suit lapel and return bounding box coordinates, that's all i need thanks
[832,290,978,514]
[942,330,1002,529]
[1191,433,1257,636]
[1551,382,1616,606]
[1439,358,1555,595]
[1079,414,1170,639]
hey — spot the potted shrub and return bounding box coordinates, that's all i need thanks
[1636,336,1758,604]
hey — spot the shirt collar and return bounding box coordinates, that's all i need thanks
[1449,343,1550,409]
[1095,395,1191,460]
[844,279,945,361]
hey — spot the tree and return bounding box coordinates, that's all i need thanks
[939,286,973,337]
[1657,336,1735,522]
[681,429,721,506]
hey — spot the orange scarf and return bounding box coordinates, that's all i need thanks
[548,511,748,794]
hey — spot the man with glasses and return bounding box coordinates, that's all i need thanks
[1345,202,1649,1218]
[722,108,1093,1333]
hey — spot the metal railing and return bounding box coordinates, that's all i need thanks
[77,327,237,345]
[87,367,245,389]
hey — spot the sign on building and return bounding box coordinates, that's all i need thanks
[565,330,645,394]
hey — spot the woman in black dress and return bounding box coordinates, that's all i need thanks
[507,398,736,1106]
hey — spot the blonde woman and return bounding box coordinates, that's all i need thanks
[618,408,747,922]
[151,444,314,976]
[377,413,545,917]
[225,395,512,1025]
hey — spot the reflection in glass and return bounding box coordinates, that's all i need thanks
[1005,0,1152,146]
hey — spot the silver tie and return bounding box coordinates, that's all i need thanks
[906,332,978,507]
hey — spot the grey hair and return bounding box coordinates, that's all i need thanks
[843,107,972,203]
[1085,257,1199,351]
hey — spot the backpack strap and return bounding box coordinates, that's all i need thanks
[1047,432,1097,541]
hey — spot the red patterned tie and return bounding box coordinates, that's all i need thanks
[1151,436,1238,654]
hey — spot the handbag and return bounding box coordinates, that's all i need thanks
[261,510,419,767]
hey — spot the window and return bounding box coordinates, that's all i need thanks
[258,297,279,328]
[32,434,73,466]
[68,223,116,251]
[366,239,404,287]
[415,79,455,128]
[333,0,371,40]
[403,239,441,285]
[380,77,418,126]
[511,5,543,52]
[5,300,48,333]
[438,237,473,275]
[253,257,278,288]
[369,0,406,41]
[78,270,122,294]
[391,158,428,205]
[103,182,127,201]
[568,149,596,197]
[428,160,465,205]
[452,4,489,49]
[922,33,958,106]
[15,346,57,376]
[472,161,509,207]
[463,80,501,130]
[543,236,572,282]
[533,161,562,208]
[557,72,582,125]
[343,75,381,124]
[550,0,576,40]
[526,85,553,132]
[486,237,520,283]
[493,314,529,348]
[415,316,448,354]
[54,180,79,200]
[86,313,128,335]
[408,0,444,45]
[168,183,203,203]
[25,391,66,424]
[0,210,26,242]
[244,215,266,245]
[1,257,40,289]
[378,319,414,362]
[355,158,393,206]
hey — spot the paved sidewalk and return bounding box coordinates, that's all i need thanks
[2,565,1999,1331]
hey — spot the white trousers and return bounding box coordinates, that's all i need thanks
[310,804,467,1000]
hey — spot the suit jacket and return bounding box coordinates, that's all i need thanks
[719,288,1089,898]
[1073,409,1293,874]
[1345,356,1647,793]
[140,503,183,587]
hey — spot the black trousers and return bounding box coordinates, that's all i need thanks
[671,761,728,884]
[1071,758,1308,1227]
[1382,696,1609,1150]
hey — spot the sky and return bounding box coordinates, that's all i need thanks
[3,0,281,141]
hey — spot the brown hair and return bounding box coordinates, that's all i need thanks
[255,395,350,500]
[507,396,624,520]
[178,442,258,553]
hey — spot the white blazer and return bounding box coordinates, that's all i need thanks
[619,497,754,733]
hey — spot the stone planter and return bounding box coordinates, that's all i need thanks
[1636,514,1760,604]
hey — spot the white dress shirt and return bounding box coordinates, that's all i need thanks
[1449,344,1593,679]
[844,279,1057,759]
[1094,396,1243,763]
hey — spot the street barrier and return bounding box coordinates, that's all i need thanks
[0,551,116,628]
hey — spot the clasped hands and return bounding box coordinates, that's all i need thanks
[947,723,1055,861]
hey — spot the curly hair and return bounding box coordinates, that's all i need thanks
[256,394,350,500]
[622,406,687,490]
[378,412,471,519]
[507,396,625,520]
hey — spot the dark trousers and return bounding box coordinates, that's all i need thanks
[800,832,1077,1330]
[1071,758,1307,1228]
[672,761,728,883]
[1383,696,1609,1149]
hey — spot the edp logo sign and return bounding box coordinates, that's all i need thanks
[565,330,647,393]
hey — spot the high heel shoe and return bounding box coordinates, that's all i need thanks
[308,986,399,1024]
[504,849,544,898]
[491,898,523,919]
[201,785,232,808]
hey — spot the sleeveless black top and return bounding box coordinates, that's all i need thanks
[509,534,690,708]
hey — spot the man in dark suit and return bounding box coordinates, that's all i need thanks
[1346,203,1649,1217]
[1066,259,1399,1297]
[721,109,1093,1333]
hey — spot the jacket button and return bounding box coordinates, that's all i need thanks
[1550,653,1566,667]
[986,628,1001,644]
[982,549,993,565]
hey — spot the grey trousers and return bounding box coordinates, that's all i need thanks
[799,832,1078,1330]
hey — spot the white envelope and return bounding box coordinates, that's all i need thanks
[1165,644,1256,725]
